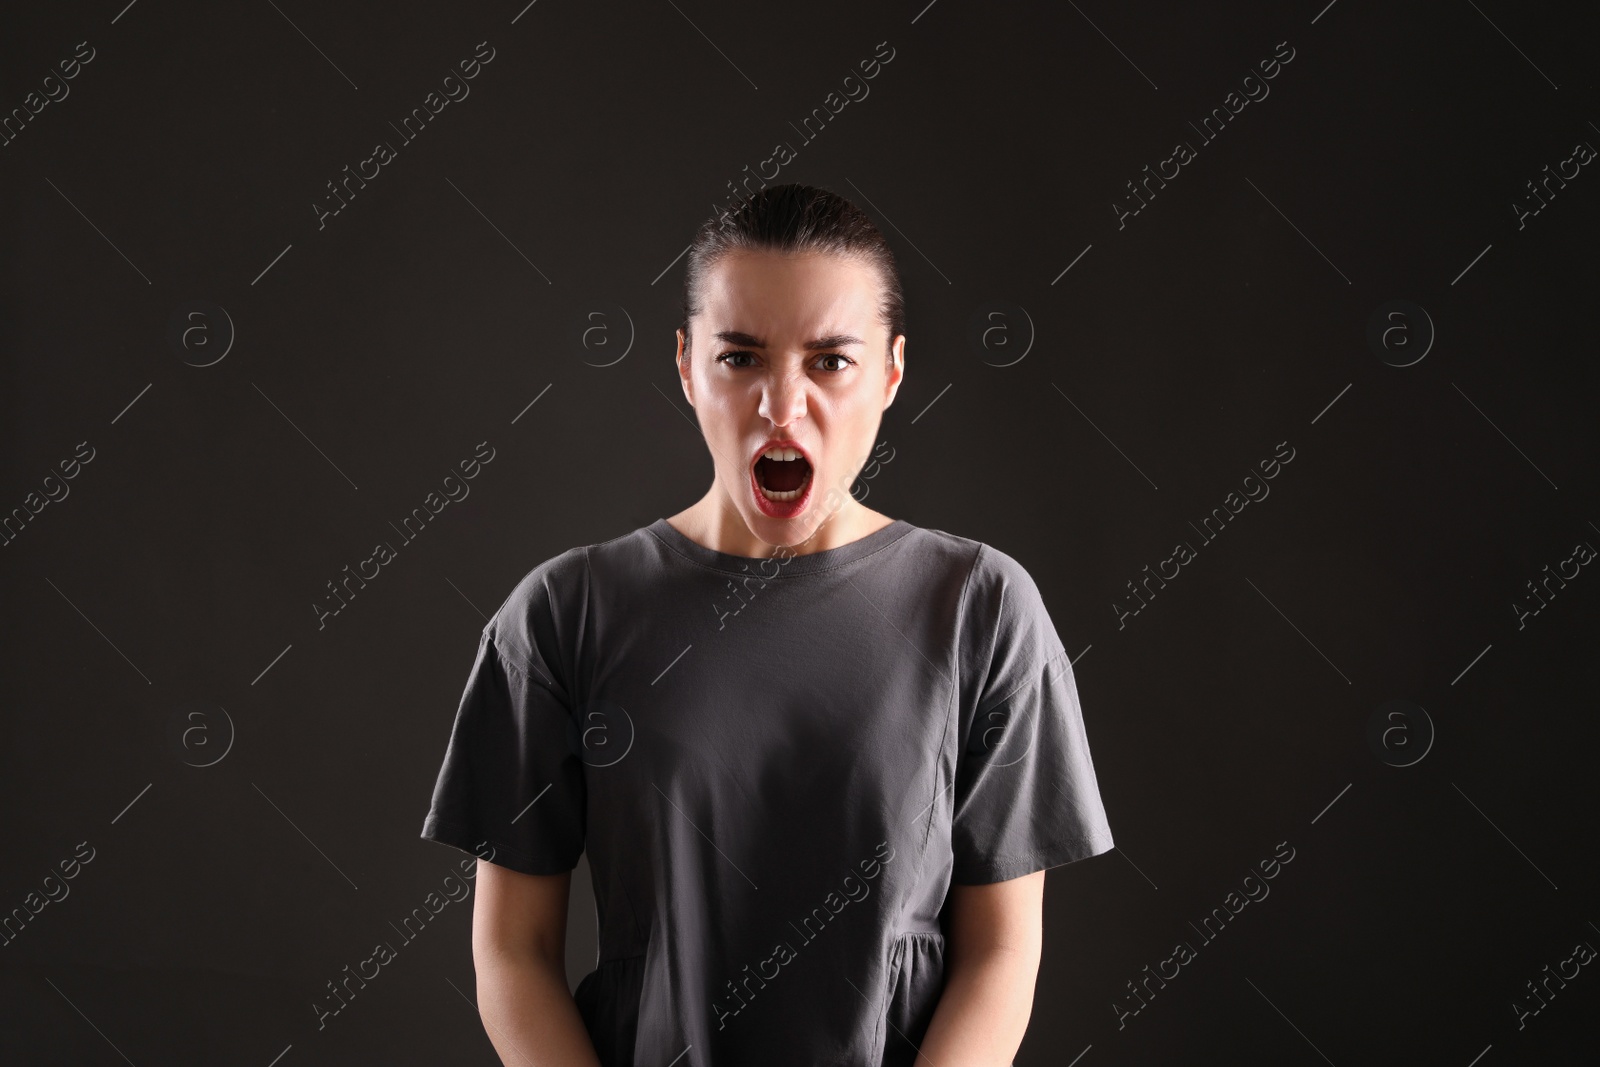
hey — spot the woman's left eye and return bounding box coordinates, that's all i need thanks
[818,354,854,372]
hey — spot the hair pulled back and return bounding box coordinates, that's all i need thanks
[679,183,905,373]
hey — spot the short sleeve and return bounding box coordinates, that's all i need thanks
[419,554,588,875]
[950,546,1115,884]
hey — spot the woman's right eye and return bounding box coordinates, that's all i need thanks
[715,351,756,368]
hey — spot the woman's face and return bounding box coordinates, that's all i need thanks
[677,248,905,547]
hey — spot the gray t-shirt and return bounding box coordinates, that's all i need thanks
[420,517,1115,1066]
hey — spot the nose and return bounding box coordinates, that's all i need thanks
[758,367,808,427]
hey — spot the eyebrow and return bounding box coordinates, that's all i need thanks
[714,330,864,350]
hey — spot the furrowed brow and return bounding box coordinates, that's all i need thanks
[714,330,864,350]
[804,334,865,350]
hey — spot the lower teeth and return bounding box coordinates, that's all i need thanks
[759,468,812,502]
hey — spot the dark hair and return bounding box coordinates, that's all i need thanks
[678,183,905,374]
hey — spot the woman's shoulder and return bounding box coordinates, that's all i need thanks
[497,543,588,613]
[902,524,1041,595]
[902,527,1066,702]
[479,545,587,661]
[489,522,659,633]
[908,527,1062,652]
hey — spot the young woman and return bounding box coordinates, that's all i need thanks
[420,184,1115,1066]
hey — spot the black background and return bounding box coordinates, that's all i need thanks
[2,1,1597,1063]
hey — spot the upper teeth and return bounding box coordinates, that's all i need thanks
[763,447,804,462]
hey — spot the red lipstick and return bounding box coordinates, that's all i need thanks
[749,437,815,519]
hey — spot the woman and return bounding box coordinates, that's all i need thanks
[420,184,1115,1065]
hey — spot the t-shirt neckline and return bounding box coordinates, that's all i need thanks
[647,516,914,576]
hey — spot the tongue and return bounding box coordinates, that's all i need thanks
[758,456,809,492]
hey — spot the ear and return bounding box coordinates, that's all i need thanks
[882,334,906,410]
[676,328,694,407]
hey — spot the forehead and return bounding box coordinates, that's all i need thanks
[697,249,883,342]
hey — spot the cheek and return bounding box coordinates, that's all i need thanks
[699,392,751,462]
[712,397,752,435]
[831,400,880,438]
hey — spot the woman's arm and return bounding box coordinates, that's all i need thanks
[471,861,602,1067]
[916,870,1046,1066]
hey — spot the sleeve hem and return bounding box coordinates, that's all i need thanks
[950,826,1116,885]
[419,812,580,876]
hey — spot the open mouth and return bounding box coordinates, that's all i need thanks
[753,447,813,503]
